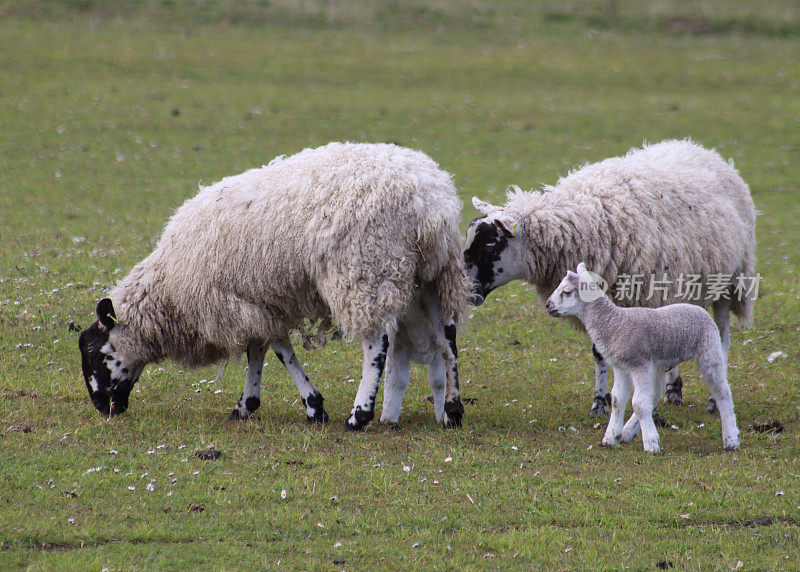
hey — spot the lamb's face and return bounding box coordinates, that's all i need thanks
[463,215,524,305]
[545,272,582,317]
[78,299,141,417]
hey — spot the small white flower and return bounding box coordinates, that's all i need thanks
[128,485,136,491]
[334,541,342,548]
[280,489,287,499]
[146,483,155,492]
[776,490,785,496]
[109,449,118,455]
[444,456,453,463]
[403,464,411,472]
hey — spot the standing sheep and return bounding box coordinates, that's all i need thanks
[463,140,756,415]
[546,263,740,453]
[78,142,472,430]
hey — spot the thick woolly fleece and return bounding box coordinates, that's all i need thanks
[484,139,755,322]
[105,142,470,371]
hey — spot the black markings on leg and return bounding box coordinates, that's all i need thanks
[245,396,261,412]
[443,398,464,428]
[591,344,603,362]
[304,392,328,424]
[665,375,683,406]
[344,406,374,431]
[652,408,669,428]
[706,397,718,415]
[274,351,285,365]
[590,392,611,417]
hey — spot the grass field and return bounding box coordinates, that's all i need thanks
[1,1,799,569]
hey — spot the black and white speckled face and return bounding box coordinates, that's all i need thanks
[78,299,141,416]
[463,214,524,305]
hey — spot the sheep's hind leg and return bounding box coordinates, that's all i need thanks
[664,366,684,406]
[380,336,410,425]
[345,331,389,431]
[706,298,732,415]
[590,344,611,417]
[229,341,268,420]
[271,337,328,423]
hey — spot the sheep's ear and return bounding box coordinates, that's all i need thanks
[472,197,499,216]
[566,271,580,285]
[577,262,588,274]
[494,213,519,238]
[97,298,118,330]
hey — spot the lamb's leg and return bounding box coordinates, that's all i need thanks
[664,366,684,406]
[590,344,611,417]
[707,298,732,414]
[602,367,632,447]
[271,337,328,423]
[345,331,389,431]
[631,366,661,453]
[441,322,464,428]
[698,346,739,451]
[380,336,410,425]
[229,341,268,420]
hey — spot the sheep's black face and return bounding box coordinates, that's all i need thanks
[78,299,139,417]
[463,217,515,305]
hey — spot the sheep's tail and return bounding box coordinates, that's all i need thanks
[430,239,472,327]
[730,245,756,329]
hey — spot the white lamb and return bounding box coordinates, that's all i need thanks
[78,142,472,430]
[463,140,756,416]
[546,263,739,453]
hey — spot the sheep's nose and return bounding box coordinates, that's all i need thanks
[545,300,554,312]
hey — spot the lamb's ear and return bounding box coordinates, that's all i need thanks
[494,213,519,238]
[97,298,118,330]
[577,262,588,274]
[566,271,580,285]
[472,197,499,216]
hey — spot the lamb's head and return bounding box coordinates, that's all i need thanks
[463,197,526,305]
[546,263,604,317]
[78,298,142,417]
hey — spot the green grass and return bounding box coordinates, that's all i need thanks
[1,1,799,569]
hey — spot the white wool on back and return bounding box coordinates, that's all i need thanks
[109,142,469,367]
[504,139,755,324]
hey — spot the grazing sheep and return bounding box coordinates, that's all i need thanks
[78,142,471,430]
[546,263,740,453]
[463,140,756,416]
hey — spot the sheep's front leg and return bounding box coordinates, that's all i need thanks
[229,341,268,420]
[602,367,632,447]
[441,322,463,428]
[271,337,328,423]
[631,366,661,453]
[345,331,389,431]
[427,353,447,422]
[380,337,410,425]
[590,344,611,417]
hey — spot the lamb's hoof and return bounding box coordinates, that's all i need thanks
[442,399,464,429]
[590,394,611,417]
[723,443,739,452]
[344,407,373,431]
[601,437,620,448]
[306,408,329,424]
[706,398,718,415]
[665,376,683,405]
[652,409,669,428]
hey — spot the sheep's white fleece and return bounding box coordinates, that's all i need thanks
[505,140,755,323]
[108,142,470,368]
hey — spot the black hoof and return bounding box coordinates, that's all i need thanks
[652,409,669,428]
[590,394,611,417]
[229,409,246,421]
[306,408,329,424]
[344,407,373,431]
[442,399,464,428]
[706,398,718,415]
